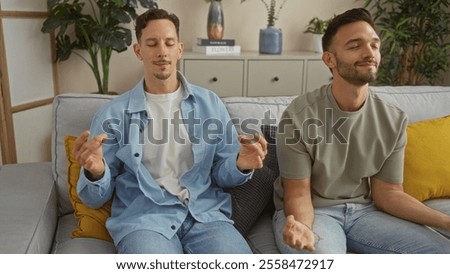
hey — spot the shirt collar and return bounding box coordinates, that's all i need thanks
[126,71,196,114]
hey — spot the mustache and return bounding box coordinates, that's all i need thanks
[355,58,377,66]
[153,60,171,65]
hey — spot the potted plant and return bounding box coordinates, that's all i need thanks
[304,16,332,53]
[41,0,158,94]
[241,0,289,54]
[304,17,330,35]
[363,0,450,85]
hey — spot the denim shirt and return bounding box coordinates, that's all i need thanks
[77,72,251,245]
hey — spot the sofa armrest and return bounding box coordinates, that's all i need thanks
[0,162,57,253]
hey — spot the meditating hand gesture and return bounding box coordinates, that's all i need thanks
[283,215,317,252]
[73,130,107,181]
[236,132,268,171]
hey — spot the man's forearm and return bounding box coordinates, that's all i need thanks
[284,196,315,228]
[377,190,450,231]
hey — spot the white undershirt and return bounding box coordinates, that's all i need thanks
[142,84,193,204]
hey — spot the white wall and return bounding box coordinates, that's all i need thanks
[58,0,364,94]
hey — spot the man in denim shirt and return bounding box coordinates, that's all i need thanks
[73,9,267,254]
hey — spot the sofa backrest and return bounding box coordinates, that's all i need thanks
[221,96,296,134]
[370,86,450,123]
[52,94,115,215]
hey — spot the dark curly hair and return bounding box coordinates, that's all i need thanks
[322,8,376,52]
[135,9,180,42]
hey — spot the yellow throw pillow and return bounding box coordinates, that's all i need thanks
[64,135,113,242]
[403,116,450,201]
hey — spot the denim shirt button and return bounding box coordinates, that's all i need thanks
[171,225,176,230]
[134,153,140,157]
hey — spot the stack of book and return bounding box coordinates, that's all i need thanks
[192,38,241,55]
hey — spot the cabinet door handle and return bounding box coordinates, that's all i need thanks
[273,76,280,82]
[211,77,218,82]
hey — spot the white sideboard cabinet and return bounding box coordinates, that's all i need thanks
[179,51,331,97]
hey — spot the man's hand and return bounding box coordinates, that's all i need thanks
[283,215,316,251]
[236,132,268,171]
[73,130,107,180]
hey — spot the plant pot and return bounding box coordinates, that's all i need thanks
[311,34,323,53]
[207,0,224,40]
[259,26,282,54]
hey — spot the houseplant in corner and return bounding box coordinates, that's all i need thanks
[41,0,158,94]
[363,0,450,85]
[241,0,288,54]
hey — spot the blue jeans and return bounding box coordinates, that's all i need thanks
[273,203,450,254]
[117,213,252,254]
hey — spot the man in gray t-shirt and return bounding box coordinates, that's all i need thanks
[274,8,450,254]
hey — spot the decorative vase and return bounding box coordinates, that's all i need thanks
[207,0,224,40]
[259,26,282,54]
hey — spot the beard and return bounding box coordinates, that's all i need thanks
[335,56,378,85]
[153,71,172,81]
[152,60,173,80]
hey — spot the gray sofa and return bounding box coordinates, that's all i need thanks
[1,85,450,254]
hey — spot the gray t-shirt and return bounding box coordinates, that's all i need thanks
[274,84,408,209]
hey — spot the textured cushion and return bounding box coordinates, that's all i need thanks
[64,136,113,242]
[260,124,279,172]
[403,116,450,201]
[227,125,279,236]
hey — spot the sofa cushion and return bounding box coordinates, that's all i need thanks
[247,211,280,254]
[52,214,116,254]
[227,125,279,236]
[403,116,450,201]
[64,135,113,242]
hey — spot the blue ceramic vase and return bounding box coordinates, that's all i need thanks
[259,26,282,54]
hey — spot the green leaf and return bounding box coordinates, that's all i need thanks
[93,26,132,53]
[55,35,73,62]
[138,0,158,9]
[108,5,133,24]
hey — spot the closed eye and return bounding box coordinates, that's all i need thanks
[347,44,360,50]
